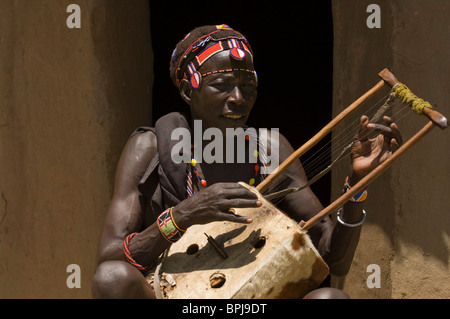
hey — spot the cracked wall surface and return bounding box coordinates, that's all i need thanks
[0,1,152,298]
[332,0,450,298]
[0,192,7,226]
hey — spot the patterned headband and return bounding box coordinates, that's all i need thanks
[174,25,256,89]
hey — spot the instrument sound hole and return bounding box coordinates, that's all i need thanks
[186,244,199,255]
[210,272,226,289]
[252,236,266,249]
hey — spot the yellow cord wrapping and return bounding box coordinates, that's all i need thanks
[395,83,433,115]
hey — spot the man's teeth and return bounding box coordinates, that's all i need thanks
[223,114,243,119]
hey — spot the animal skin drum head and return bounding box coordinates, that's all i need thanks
[153,182,329,299]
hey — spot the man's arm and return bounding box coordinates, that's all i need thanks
[95,131,170,267]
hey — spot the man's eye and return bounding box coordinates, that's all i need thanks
[210,83,231,91]
[209,81,256,93]
[241,82,257,89]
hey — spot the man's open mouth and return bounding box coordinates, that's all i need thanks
[222,114,245,120]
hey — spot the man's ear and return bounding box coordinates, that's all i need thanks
[179,79,193,105]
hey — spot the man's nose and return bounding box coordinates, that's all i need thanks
[227,86,245,106]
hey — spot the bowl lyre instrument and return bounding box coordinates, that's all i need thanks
[153,69,447,299]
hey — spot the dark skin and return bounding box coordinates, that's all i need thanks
[92,49,401,299]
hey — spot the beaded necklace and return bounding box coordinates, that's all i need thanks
[187,134,265,194]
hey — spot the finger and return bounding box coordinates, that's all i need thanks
[369,122,400,153]
[390,138,400,152]
[382,116,403,145]
[219,210,253,224]
[219,182,255,189]
[356,115,370,140]
[367,123,392,135]
[217,183,260,199]
[372,133,386,152]
[360,115,369,127]
[223,187,259,200]
[223,198,262,209]
[389,122,403,146]
[383,116,395,126]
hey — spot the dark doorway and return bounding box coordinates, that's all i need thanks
[149,2,333,206]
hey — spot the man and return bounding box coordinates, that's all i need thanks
[92,25,401,298]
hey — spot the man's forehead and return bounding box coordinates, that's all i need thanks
[204,70,256,83]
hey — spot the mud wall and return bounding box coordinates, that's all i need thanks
[0,0,152,298]
[332,0,449,298]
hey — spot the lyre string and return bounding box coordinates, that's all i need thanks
[304,96,412,182]
[301,89,395,180]
[302,89,393,170]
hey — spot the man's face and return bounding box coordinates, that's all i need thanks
[189,50,258,132]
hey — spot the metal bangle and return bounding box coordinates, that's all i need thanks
[336,208,366,227]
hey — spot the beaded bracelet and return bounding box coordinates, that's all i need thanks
[169,206,186,232]
[123,233,154,273]
[343,176,368,203]
[157,207,185,243]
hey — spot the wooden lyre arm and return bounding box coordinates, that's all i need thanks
[300,69,448,231]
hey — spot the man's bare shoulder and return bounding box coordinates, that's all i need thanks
[129,129,157,157]
[257,128,293,155]
[117,129,158,178]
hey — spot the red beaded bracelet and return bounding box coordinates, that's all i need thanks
[123,232,153,273]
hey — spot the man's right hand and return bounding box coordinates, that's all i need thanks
[171,182,261,230]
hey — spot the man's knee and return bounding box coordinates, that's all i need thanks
[92,260,150,299]
[303,287,350,299]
